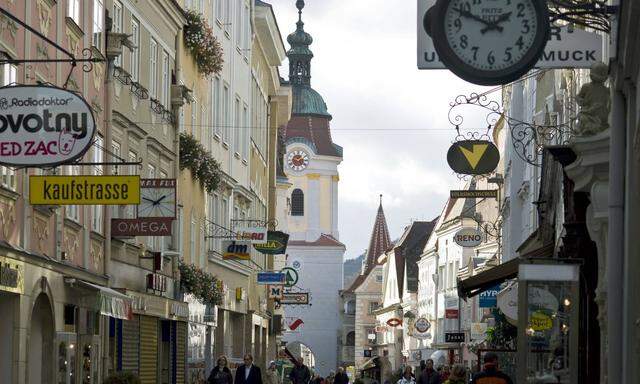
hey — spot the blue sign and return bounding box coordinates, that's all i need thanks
[479,284,501,308]
[257,272,285,285]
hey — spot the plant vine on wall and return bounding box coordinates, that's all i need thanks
[184,10,224,77]
[179,132,222,193]
[179,261,223,306]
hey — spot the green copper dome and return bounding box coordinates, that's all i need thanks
[292,85,332,119]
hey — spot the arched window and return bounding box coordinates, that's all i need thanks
[346,331,355,346]
[291,189,304,216]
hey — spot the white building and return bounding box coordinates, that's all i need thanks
[279,1,345,375]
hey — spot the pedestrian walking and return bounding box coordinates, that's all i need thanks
[208,356,234,384]
[311,372,324,384]
[418,359,441,384]
[439,366,450,382]
[235,354,263,384]
[442,365,465,384]
[470,353,513,384]
[397,366,416,384]
[265,361,281,384]
[334,367,349,384]
[326,371,336,384]
[289,357,312,384]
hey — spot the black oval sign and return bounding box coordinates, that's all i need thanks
[447,140,500,175]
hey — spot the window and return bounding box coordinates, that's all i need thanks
[92,0,104,48]
[110,141,121,218]
[376,274,383,283]
[2,64,16,85]
[221,198,229,228]
[216,0,223,22]
[243,4,249,51]
[368,302,379,314]
[130,18,140,81]
[68,0,80,25]
[346,331,355,346]
[242,105,248,159]
[192,96,198,135]
[190,213,196,263]
[0,64,17,190]
[148,164,156,178]
[213,78,221,137]
[112,1,123,66]
[438,265,445,290]
[223,85,230,142]
[224,0,231,32]
[92,137,104,232]
[65,166,80,221]
[448,262,454,289]
[126,150,138,218]
[291,189,304,216]
[233,98,240,152]
[161,51,170,107]
[149,39,158,98]
[235,0,242,46]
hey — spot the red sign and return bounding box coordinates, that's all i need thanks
[387,318,403,327]
[445,309,459,319]
[111,218,173,237]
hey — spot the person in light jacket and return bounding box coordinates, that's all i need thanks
[397,366,416,384]
[265,361,281,384]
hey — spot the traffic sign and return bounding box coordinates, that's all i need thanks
[281,267,299,287]
[257,272,285,285]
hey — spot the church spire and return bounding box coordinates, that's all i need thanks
[364,195,392,270]
[287,0,314,86]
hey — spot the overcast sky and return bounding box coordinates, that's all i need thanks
[269,0,492,259]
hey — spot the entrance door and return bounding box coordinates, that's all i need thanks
[28,293,55,384]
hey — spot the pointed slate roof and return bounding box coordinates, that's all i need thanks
[364,196,392,270]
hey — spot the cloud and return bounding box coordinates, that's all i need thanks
[269,0,493,259]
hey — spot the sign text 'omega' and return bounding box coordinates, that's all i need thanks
[453,227,484,248]
[447,140,500,175]
[111,218,173,237]
[29,175,140,205]
[0,85,96,166]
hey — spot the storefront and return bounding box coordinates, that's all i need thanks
[186,294,216,384]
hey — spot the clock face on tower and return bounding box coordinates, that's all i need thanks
[287,150,310,171]
[429,0,549,85]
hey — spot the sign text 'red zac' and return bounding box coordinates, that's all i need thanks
[0,85,96,166]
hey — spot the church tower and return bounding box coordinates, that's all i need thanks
[364,195,392,271]
[280,1,345,375]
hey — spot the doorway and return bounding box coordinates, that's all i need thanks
[28,293,55,384]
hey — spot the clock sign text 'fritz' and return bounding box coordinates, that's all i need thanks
[0,85,96,166]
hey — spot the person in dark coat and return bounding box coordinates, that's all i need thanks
[334,367,349,384]
[208,355,234,384]
[235,354,263,384]
[418,359,441,384]
[289,357,312,384]
[471,353,513,384]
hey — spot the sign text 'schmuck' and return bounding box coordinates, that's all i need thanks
[29,175,140,205]
[0,85,96,166]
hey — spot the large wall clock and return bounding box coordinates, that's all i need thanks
[137,179,177,218]
[428,0,549,85]
[287,150,310,171]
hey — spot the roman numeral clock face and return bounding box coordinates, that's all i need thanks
[430,0,549,85]
[287,150,310,171]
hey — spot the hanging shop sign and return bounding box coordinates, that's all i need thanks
[414,317,431,334]
[479,284,501,308]
[453,227,484,248]
[425,0,550,85]
[268,285,284,299]
[418,0,603,71]
[111,218,173,237]
[0,84,96,167]
[447,140,500,175]
[470,323,488,341]
[235,226,268,244]
[450,189,498,199]
[375,325,389,333]
[137,179,176,219]
[222,240,252,260]
[0,256,24,294]
[386,318,403,327]
[257,272,286,285]
[445,332,465,343]
[253,231,290,254]
[281,267,299,287]
[445,309,459,319]
[529,310,553,331]
[280,292,309,305]
[29,175,140,205]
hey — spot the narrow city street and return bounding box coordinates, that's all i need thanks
[0,0,638,383]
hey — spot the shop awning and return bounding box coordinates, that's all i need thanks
[457,257,521,299]
[76,280,133,320]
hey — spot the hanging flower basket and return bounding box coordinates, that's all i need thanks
[179,261,223,306]
[184,10,224,77]
[179,132,221,193]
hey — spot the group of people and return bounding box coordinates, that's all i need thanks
[206,354,351,384]
[397,353,512,384]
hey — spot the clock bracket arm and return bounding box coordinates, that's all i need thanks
[548,1,618,33]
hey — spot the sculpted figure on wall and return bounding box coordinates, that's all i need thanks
[575,62,610,136]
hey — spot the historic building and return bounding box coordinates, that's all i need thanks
[279,1,345,375]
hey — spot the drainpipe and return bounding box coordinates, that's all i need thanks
[607,85,625,384]
[173,28,183,294]
[104,48,113,284]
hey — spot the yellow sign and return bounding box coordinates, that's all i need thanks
[0,256,24,294]
[529,311,553,331]
[30,175,140,205]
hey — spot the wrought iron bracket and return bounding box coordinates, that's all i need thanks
[548,1,618,33]
[231,218,278,229]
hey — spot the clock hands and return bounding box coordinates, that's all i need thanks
[480,12,513,34]
[453,7,492,28]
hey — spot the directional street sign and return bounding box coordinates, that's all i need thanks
[268,285,284,299]
[280,292,309,305]
[257,272,285,285]
[281,267,299,287]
